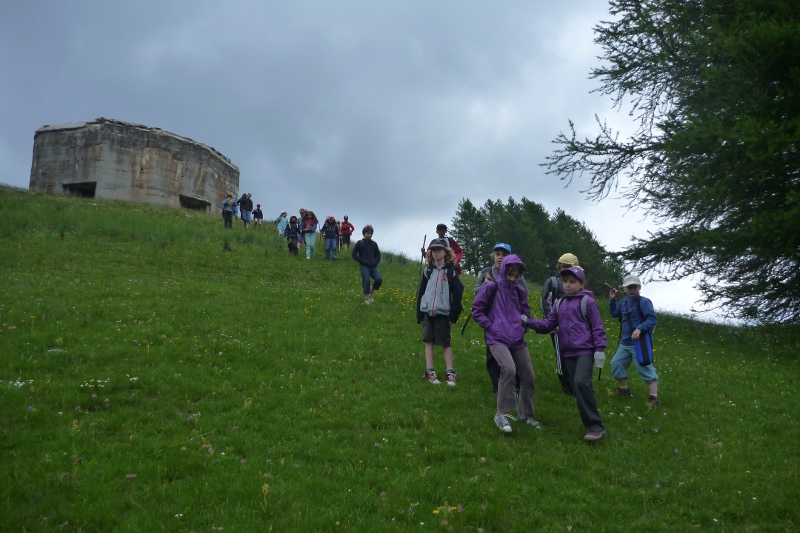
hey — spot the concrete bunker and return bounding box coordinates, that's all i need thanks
[29,118,239,213]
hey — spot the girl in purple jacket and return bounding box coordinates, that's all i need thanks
[524,266,607,442]
[472,254,540,434]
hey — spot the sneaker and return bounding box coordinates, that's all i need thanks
[520,418,542,429]
[647,394,660,407]
[584,430,606,442]
[494,413,512,433]
[445,371,457,387]
[364,294,372,304]
[617,387,632,396]
[424,370,440,385]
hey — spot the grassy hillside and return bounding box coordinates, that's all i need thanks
[1,186,798,532]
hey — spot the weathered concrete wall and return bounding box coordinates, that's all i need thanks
[29,118,239,212]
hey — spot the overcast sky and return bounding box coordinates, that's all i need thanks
[1,1,716,319]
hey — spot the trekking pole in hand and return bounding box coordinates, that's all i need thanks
[418,235,427,278]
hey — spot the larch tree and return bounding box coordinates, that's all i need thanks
[544,0,800,323]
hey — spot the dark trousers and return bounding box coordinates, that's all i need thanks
[486,336,520,393]
[562,354,604,432]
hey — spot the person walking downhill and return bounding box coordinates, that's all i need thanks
[421,223,464,274]
[475,243,526,394]
[252,203,264,230]
[340,215,355,251]
[297,208,307,245]
[609,274,660,406]
[321,215,340,261]
[351,225,382,303]
[275,211,289,236]
[221,194,235,229]
[238,193,253,229]
[524,266,607,442]
[301,210,319,259]
[283,215,301,256]
[541,252,581,396]
[472,254,540,433]
[417,238,464,387]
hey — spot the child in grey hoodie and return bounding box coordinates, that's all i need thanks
[416,238,464,386]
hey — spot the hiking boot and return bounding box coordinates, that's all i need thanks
[617,387,632,396]
[520,418,542,430]
[584,430,606,442]
[494,413,512,433]
[424,370,440,385]
[647,394,660,407]
[445,371,457,387]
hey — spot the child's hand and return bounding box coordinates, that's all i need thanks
[484,275,493,283]
[609,287,618,299]
[520,314,528,324]
[631,328,642,340]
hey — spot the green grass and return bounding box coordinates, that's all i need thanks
[1,186,798,532]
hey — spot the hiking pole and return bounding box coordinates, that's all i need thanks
[554,335,562,375]
[418,235,427,278]
[460,314,472,336]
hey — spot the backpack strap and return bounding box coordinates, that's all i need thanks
[554,295,590,323]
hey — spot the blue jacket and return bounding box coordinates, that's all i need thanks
[609,295,657,346]
[526,288,607,358]
[321,221,339,239]
[471,254,531,350]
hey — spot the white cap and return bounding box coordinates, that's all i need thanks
[622,274,642,287]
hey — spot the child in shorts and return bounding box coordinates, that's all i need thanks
[609,274,660,406]
[417,238,464,386]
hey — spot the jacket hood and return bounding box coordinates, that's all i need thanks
[499,254,525,280]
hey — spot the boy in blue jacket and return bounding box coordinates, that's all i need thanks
[608,274,660,406]
[524,266,607,442]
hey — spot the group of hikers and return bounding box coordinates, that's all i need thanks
[411,224,659,444]
[220,199,659,442]
[221,195,356,261]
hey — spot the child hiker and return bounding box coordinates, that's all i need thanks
[472,254,539,432]
[301,210,319,260]
[283,215,301,255]
[221,194,235,229]
[417,238,464,386]
[351,225,382,303]
[321,215,340,260]
[609,274,660,406]
[524,266,607,442]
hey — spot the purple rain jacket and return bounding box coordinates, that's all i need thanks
[471,254,531,350]
[525,288,607,358]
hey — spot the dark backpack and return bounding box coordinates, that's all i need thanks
[542,275,563,313]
